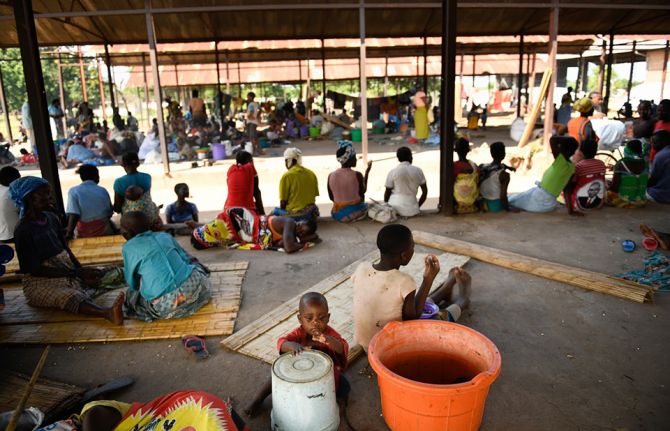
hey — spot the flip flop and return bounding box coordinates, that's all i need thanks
[81,376,135,404]
[182,335,210,360]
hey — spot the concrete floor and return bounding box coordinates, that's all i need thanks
[2,203,669,430]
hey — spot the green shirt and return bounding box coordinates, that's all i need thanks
[539,154,575,197]
[279,165,319,213]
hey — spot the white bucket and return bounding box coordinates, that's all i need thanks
[223,140,233,156]
[244,141,253,154]
[271,350,339,431]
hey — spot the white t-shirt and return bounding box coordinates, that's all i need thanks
[0,185,19,240]
[247,102,260,126]
[352,262,416,350]
[385,161,426,216]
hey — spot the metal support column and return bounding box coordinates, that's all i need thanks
[575,52,584,94]
[145,0,170,175]
[104,44,116,111]
[77,46,88,102]
[225,51,230,94]
[142,53,150,130]
[603,33,614,114]
[542,4,558,152]
[516,33,524,118]
[214,41,221,91]
[472,55,476,87]
[439,0,456,215]
[13,0,64,214]
[661,40,669,99]
[0,58,13,142]
[423,36,428,91]
[626,41,636,105]
[597,40,606,94]
[96,57,107,121]
[321,38,327,109]
[359,0,368,164]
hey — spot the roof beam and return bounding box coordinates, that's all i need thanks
[0,1,668,21]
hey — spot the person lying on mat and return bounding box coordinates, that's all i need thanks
[51,390,249,431]
[11,176,125,325]
[266,215,319,253]
[327,143,372,222]
[120,211,211,321]
[244,292,349,417]
[352,224,471,351]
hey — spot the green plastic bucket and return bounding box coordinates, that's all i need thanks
[351,128,362,142]
[309,127,321,138]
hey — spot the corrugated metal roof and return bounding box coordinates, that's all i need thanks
[125,54,546,87]
[90,37,594,66]
[0,1,667,46]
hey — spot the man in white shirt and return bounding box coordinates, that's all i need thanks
[384,146,427,217]
[0,166,21,242]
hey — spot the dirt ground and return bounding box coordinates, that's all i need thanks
[3,122,670,430]
[2,205,669,430]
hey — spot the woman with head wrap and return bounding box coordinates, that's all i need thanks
[327,143,372,222]
[270,147,320,223]
[567,97,599,162]
[11,176,125,324]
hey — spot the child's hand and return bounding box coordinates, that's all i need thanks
[285,342,305,355]
[423,254,440,281]
[312,331,327,345]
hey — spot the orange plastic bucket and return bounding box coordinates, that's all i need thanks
[368,320,501,431]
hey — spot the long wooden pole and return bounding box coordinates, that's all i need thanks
[413,231,653,303]
[439,0,457,215]
[96,57,107,122]
[661,40,669,100]
[518,68,551,148]
[626,41,637,105]
[603,33,614,114]
[77,47,88,102]
[0,57,13,142]
[142,53,150,130]
[542,5,558,152]
[359,0,368,164]
[4,346,50,431]
[516,33,524,118]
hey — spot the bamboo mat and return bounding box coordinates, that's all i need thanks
[3,235,127,275]
[0,371,84,421]
[221,251,470,365]
[412,230,655,303]
[0,261,248,344]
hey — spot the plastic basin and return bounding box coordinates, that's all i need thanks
[368,320,501,431]
[351,128,362,142]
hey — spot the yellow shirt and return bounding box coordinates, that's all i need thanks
[279,165,319,213]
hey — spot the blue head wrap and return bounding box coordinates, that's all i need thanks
[9,176,49,217]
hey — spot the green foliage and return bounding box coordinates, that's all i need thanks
[0,47,102,115]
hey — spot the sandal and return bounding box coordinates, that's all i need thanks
[182,335,210,360]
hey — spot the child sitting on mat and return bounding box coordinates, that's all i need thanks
[479,141,516,212]
[352,224,472,351]
[124,185,163,231]
[244,292,349,417]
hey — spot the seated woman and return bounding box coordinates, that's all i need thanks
[327,144,372,222]
[224,151,265,215]
[112,152,152,213]
[479,141,515,212]
[509,136,580,214]
[121,211,210,321]
[608,140,648,208]
[10,177,125,324]
[453,138,479,214]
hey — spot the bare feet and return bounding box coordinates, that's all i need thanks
[430,267,458,305]
[106,293,125,325]
[453,268,472,311]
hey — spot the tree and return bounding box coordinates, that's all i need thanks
[0,47,102,116]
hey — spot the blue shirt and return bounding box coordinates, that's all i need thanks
[165,201,198,223]
[113,172,152,195]
[66,180,113,222]
[66,144,95,162]
[648,146,670,204]
[122,231,195,300]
